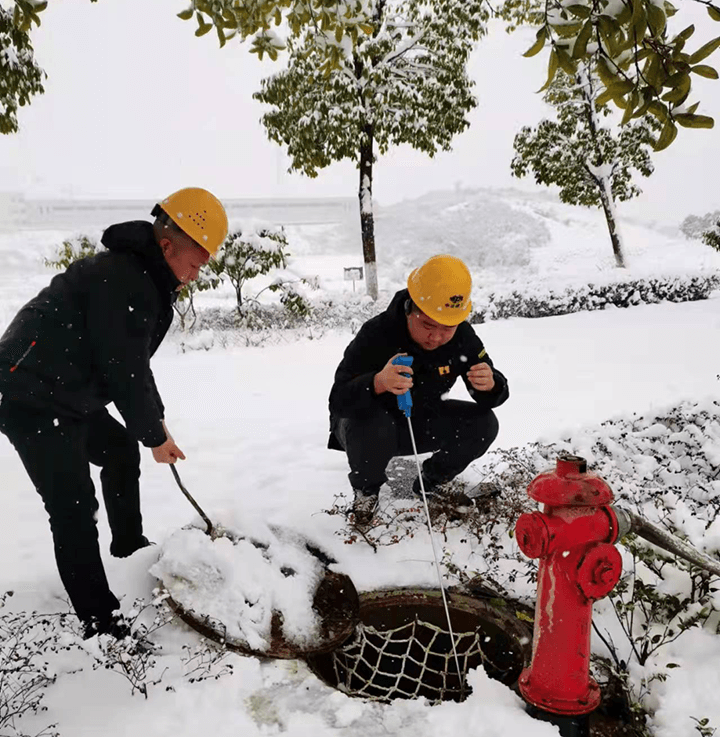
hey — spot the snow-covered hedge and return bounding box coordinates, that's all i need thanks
[471,273,720,323]
[175,271,720,349]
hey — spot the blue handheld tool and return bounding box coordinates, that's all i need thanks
[392,355,414,417]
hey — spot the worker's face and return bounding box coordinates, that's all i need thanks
[161,235,211,288]
[407,309,458,351]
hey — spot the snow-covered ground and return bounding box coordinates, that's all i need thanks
[2,190,720,737]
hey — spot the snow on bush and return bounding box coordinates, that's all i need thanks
[472,273,720,323]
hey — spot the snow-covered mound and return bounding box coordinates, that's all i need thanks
[284,188,720,300]
[150,522,327,653]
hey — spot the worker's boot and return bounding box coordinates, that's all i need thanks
[352,487,380,526]
[412,474,472,506]
[83,612,131,641]
[110,535,154,559]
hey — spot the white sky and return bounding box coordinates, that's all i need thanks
[1,0,719,225]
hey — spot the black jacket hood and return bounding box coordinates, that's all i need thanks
[101,220,181,295]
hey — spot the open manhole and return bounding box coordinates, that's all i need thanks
[306,588,533,704]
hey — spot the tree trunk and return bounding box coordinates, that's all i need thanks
[358,124,379,301]
[581,70,627,268]
[597,175,626,268]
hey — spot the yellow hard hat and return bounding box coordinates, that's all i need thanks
[407,255,472,326]
[153,187,228,256]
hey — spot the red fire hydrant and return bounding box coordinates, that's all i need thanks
[515,454,629,726]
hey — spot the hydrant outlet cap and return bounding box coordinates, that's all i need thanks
[557,455,588,476]
[515,512,550,559]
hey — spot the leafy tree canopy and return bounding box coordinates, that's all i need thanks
[253,0,487,176]
[5,0,720,150]
[0,2,46,134]
[512,67,659,208]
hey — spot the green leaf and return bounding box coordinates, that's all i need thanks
[177,8,194,21]
[692,64,719,79]
[621,89,639,125]
[595,88,616,107]
[647,3,667,36]
[689,36,720,64]
[675,24,696,44]
[538,48,559,92]
[554,22,584,39]
[654,119,678,150]
[709,5,720,22]
[648,101,669,122]
[216,25,226,48]
[686,101,700,114]
[633,90,653,118]
[632,1,648,42]
[556,46,577,75]
[573,20,593,59]
[596,57,617,87]
[566,5,591,19]
[523,27,547,58]
[662,74,691,104]
[609,79,635,96]
[674,113,714,128]
[195,22,213,37]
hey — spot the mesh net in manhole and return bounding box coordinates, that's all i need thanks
[306,588,533,704]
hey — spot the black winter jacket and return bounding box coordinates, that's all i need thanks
[0,221,180,447]
[328,289,509,450]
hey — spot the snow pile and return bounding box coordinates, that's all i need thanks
[150,523,326,653]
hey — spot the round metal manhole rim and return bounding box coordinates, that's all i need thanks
[305,586,534,703]
[161,569,360,659]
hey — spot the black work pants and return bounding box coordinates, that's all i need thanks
[335,399,499,493]
[0,401,143,624]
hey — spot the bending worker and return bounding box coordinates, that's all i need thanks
[0,187,228,640]
[328,254,509,525]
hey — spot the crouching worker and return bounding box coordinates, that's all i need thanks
[0,187,228,640]
[328,255,509,526]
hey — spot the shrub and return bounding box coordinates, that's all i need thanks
[470,273,720,323]
[43,235,101,270]
[681,211,720,241]
[702,220,720,253]
[211,226,289,309]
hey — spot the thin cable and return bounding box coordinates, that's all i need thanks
[405,414,465,690]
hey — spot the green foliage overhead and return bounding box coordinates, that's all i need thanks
[0,4,46,135]
[499,0,720,150]
[253,0,488,177]
[174,0,373,69]
[6,0,720,153]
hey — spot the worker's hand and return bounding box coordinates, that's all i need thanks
[374,353,414,396]
[152,438,186,464]
[467,362,495,392]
